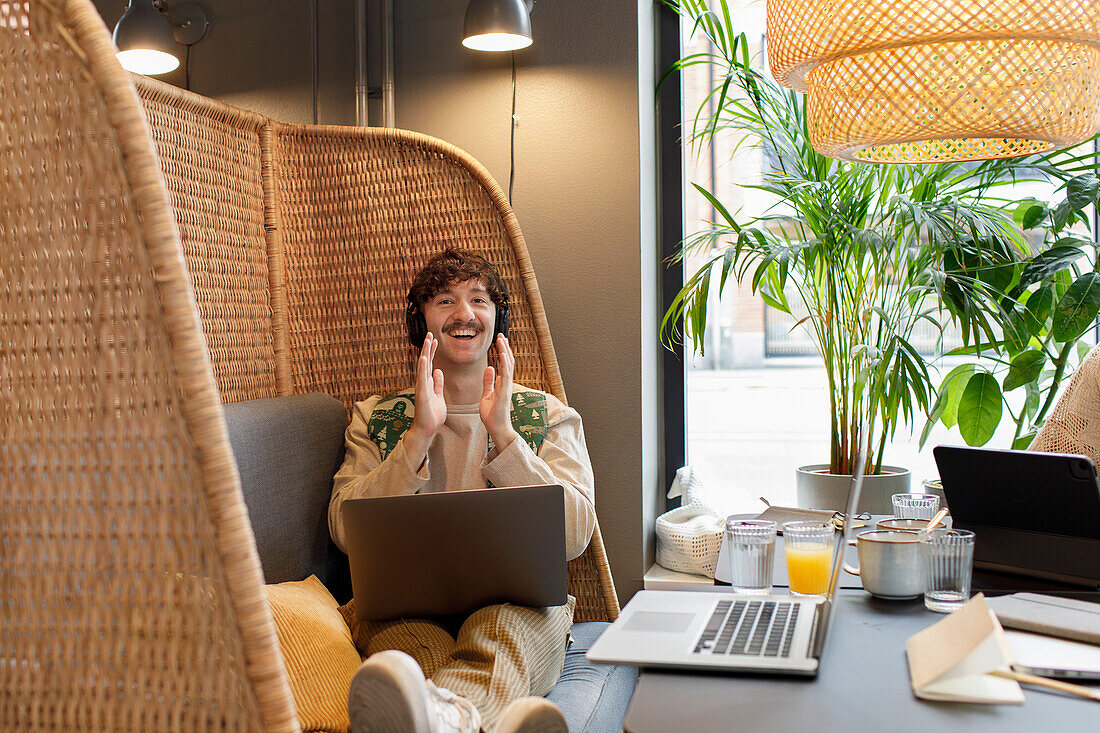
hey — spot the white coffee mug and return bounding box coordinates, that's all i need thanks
[843,530,923,600]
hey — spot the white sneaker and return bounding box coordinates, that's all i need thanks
[348,650,481,733]
[496,697,568,733]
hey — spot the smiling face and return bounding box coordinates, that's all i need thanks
[421,278,497,372]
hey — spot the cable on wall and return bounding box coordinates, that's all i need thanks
[509,50,517,204]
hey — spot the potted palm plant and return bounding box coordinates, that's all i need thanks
[663,1,1066,511]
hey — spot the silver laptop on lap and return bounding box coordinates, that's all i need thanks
[586,452,866,676]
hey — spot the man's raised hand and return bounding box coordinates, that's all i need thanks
[480,334,518,452]
[404,332,446,468]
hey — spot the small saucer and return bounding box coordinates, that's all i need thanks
[867,591,921,601]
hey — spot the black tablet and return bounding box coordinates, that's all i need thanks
[933,446,1100,589]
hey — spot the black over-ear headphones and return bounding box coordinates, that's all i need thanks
[405,296,510,348]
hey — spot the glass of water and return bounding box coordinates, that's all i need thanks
[892,492,940,520]
[725,519,777,595]
[919,529,975,613]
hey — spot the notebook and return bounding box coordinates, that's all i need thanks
[933,446,1100,589]
[586,450,867,676]
[342,484,568,621]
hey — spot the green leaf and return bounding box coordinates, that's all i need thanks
[943,341,1003,357]
[1023,381,1040,420]
[958,372,1003,446]
[1003,303,1034,355]
[1051,200,1076,232]
[937,363,979,429]
[1013,432,1037,450]
[1020,203,1047,230]
[691,183,740,229]
[1054,268,1073,299]
[1003,349,1045,391]
[1053,272,1100,342]
[1054,235,1094,250]
[1023,284,1055,334]
[718,246,735,293]
[1066,174,1100,211]
[920,385,949,448]
[978,261,1015,294]
[1020,246,1085,286]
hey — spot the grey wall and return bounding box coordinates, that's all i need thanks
[93,0,356,124]
[392,1,662,601]
[92,0,663,602]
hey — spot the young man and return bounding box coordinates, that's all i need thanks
[328,249,597,733]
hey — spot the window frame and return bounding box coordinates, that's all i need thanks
[658,3,685,512]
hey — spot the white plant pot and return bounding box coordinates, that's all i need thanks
[795,464,911,514]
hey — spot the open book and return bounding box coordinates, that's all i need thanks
[905,594,1024,704]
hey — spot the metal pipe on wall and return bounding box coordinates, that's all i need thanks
[381,0,394,128]
[354,0,394,128]
[354,0,369,126]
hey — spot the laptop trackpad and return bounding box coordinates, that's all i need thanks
[624,611,695,633]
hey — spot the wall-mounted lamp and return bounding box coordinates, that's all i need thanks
[113,0,209,76]
[462,0,533,52]
[461,0,535,205]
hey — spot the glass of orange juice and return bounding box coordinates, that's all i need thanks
[782,521,835,596]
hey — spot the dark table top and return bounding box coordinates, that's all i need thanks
[623,589,1100,733]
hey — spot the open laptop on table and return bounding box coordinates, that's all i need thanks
[342,484,568,621]
[933,446,1100,589]
[586,450,867,676]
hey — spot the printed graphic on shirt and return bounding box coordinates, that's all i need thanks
[488,389,548,456]
[367,388,549,461]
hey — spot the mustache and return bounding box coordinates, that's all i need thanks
[442,320,483,334]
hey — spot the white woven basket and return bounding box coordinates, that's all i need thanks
[656,501,724,577]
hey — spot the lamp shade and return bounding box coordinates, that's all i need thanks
[463,0,532,52]
[113,0,179,75]
[767,0,1100,163]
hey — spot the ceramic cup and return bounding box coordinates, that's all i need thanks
[842,530,923,600]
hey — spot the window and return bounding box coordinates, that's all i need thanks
[665,1,1099,517]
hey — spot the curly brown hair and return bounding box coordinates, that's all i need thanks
[406,248,509,311]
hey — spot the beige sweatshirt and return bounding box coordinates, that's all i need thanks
[328,386,596,560]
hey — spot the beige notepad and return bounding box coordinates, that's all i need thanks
[905,594,1024,704]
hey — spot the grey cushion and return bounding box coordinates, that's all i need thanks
[223,392,352,602]
[548,621,637,732]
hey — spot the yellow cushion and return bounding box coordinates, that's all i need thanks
[267,575,362,733]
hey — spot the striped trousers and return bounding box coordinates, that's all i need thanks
[341,596,575,732]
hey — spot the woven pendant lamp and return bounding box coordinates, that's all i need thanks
[766,0,1100,163]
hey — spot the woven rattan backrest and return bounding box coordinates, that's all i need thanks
[135,80,280,402]
[268,123,560,408]
[268,123,618,622]
[0,1,299,730]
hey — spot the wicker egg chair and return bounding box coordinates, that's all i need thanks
[0,0,299,729]
[130,64,620,624]
[1030,344,1100,467]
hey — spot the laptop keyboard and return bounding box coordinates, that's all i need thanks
[693,599,800,657]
